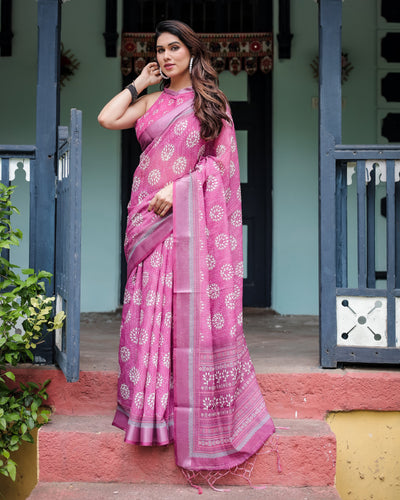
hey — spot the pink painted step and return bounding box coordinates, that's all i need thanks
[37,415,336,487]
[14,366,400,419]
[28,482,341,499]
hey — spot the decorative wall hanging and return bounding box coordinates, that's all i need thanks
[60,44,80,87]
[121,32,273,76]
[310,51,354,85]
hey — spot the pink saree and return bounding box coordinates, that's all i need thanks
[113,87,275,473]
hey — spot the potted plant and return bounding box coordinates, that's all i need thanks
[0,182,65,481]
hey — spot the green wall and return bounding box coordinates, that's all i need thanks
[1,0,379,315]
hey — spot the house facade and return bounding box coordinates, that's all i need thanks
[1,2,400,498]
[0,0,397,328]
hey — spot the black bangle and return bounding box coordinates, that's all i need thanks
[125,83,138,104]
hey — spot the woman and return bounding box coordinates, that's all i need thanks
[98,20,275,484]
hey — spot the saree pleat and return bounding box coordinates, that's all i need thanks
[113,235,174,446]
[113,86,275,470]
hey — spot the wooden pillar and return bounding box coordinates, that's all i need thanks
[319,0,342,368]
[0,0,13,56]
[103,0,118,57]
[277,0,293,59]
[30,0,61,364]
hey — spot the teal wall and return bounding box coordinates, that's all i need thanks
[271,0,319,314]
[1,0,379,315]
[60,0,122,311]
[0,0,123,312]
[271,0,377,314]
[0,1,36,278]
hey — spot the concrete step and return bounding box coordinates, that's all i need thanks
[14,365,400,419]
[37,415,336,487]
[28,482,342,499]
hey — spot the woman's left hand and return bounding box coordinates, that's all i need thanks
[148,184,173,217]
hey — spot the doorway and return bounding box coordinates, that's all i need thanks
[120,0,273,307]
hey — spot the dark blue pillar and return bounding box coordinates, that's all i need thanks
[30,0,61,364]
[319,0,342,367]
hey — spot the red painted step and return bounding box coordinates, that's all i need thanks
[28,482,342,499]
[14,366,400,419]
[37,415,336,487]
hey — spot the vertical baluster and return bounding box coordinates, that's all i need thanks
[366,164,376,288]
[336,160,348,287]
[395,169,400,289]
[1,157,10,265]
[357,160,367,289]
[386,160,396,347]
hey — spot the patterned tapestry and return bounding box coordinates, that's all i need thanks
[121,32,273,76]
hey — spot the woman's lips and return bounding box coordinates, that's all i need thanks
[164,64,174,70]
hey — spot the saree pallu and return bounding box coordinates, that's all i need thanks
[113,87,275,471]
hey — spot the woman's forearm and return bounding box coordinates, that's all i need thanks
[97,65,160,130]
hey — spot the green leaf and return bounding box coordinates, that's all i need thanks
[4,371,15,381]
[10,435,19,446]
[6,461,16,481]
[21,433,34,443]
[37,270,53,280]
[11,334,23,342]
[5,412,19,422]
[21,268,34,275]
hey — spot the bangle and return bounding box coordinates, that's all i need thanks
[125,82,138,104]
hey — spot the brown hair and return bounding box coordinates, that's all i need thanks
[155,20,231,141]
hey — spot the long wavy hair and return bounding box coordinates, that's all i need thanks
[155,20,231,141]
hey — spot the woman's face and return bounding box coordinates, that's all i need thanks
[156,32,191,79]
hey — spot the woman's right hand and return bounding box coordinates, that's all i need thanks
[134,62,163,93]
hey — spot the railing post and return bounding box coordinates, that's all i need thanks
[319,0,342,367]
[30,0,61,364]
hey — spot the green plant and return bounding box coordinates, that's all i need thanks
[0,182,65,481]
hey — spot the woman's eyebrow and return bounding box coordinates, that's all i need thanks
[156,41,181,48]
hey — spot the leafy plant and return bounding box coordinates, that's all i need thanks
[0,182,65,481]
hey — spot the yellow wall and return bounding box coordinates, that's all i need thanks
[328,411,400,500]
[0,429,37,500]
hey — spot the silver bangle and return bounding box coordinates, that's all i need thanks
[125,82,138,104]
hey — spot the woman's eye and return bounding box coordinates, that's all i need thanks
[157,48,164,54]
[171,45,179,51]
